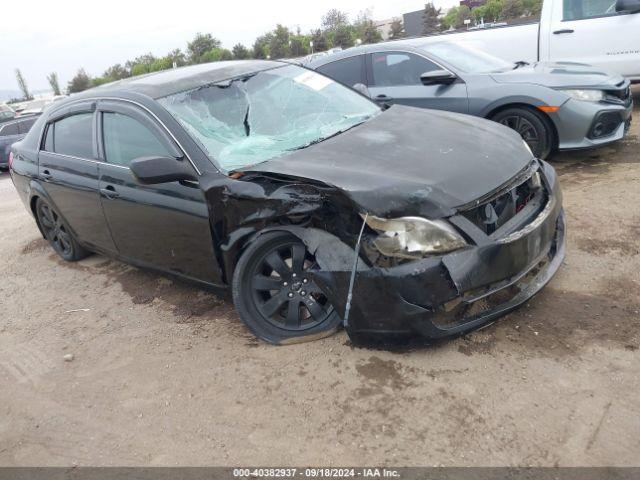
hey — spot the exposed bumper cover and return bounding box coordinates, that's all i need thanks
[311,165,565,342]
[552,97,633,150]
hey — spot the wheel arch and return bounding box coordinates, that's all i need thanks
[222,224,361,287]
[28,181,52,239]
[485,102,559,151]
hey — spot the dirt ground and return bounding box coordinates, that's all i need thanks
[1,94,639,467]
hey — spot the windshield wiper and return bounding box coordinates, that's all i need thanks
[288,119,369,152]
[513,60,530,70]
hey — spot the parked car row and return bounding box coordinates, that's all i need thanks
[307,40,633,159]
[0,104,16,123]
[0,116,38,171]
[9,59,565,345]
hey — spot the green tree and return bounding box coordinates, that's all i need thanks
[440,7,459,30]
[67,69,91,93]
[200,48,232,63]
[289,35,310,56]
[522,0,542,16]
[332,24,355,48]
[166,49,187,67]
[15,69,32,100]
[103,64,129,81]
[321,9,349,32]
[484,0,504,21]
[354,10,382,45]
[501,0,525,18]
[456,5,472,28]
[269,24,291,59]
[422,3,441,34]
[47,72,61,96]
[311,29,329,52]
[252,33,272,59]
[125,53,157,74]
[232,43,250,59]
[187,33,221,63]
[472,5,486,23]
[357,20,382,44]
[389,19,405,39]
[149,57,172,72]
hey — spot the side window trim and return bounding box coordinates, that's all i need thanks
[318,54,367,88]
[367,50,453,87]
[40,111,97,161]
[96,100,182,167]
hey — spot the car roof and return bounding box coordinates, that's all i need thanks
[69,60,288,102]
[306,38,440,68]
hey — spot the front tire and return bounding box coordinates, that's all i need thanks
[35,198,90,261]
[232,232,342,344]
[491,107,554,160]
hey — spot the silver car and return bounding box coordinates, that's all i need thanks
[307,40,633,159]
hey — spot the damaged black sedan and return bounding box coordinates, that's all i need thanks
[9,60,565,345]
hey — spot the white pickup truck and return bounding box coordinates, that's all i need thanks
[429,0,640,82]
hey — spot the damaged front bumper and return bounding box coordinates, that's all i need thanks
[312,161,566,342]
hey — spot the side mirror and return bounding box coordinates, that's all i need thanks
[420,69,457,86]
[130,156,197,185]
[616,0,640,12]
[352,83,371,97]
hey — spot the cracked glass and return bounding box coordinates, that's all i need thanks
[158,65,380,172]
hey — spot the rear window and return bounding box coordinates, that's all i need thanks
[317,56,365,88]
[0,123,19,137]
[18,118,36,134]
[49,113,94,158]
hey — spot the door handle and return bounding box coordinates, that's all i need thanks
[376,94,392,101]
[553,29,574,34]
[100,185,120,200]
[41,170,53,181]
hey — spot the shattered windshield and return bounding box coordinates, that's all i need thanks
[158,65,381,171]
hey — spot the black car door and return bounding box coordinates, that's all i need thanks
[96,100,219,284]
[37,103,117,254]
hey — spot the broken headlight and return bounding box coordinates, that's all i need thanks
[363,214,467,259]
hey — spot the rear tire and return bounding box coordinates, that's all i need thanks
[491,107,554,160]
[35,198,90,262]
[232,232,342,345]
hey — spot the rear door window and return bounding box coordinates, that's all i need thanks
[0,123,19,137]
[52,113,94,158]
[102,112,171,167]
[316,56,365,88]
[370,52,439,87]
[18,118,36,134]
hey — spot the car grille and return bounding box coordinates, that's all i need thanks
[605,84,632,107]
[460,164,547,236]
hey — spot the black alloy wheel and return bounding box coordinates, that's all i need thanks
[36,198,89,261]
[232,232,341,344]
[492,107,554,160]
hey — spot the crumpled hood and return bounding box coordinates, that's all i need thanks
[491,61,627,89]
[243,105,533,219]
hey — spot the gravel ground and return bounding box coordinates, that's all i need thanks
[0,95,638,467]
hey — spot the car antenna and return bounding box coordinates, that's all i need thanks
[344,213,367,328]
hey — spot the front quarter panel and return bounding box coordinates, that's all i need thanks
[466,76,570,117]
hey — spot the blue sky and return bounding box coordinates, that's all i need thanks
[1,0,459,93]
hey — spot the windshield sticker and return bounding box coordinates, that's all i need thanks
[293,71,332,91]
